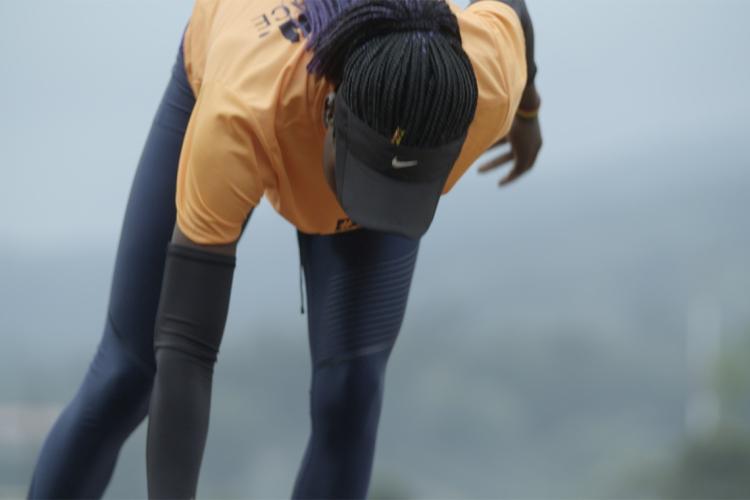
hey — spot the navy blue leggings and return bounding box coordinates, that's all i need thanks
[27,28,420,500]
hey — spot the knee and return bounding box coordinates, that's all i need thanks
[312,349,391,437]
[84,339,154,424]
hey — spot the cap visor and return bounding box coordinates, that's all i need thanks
[337,152,445,240]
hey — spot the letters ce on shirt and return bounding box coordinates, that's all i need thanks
[177,0,527,245]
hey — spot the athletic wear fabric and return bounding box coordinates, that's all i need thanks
[178,0,528,244]
[146,243,236,499]
[481,0,537,84]
[292,230,419,498]
[27,30,420,499]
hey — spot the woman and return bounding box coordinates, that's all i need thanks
[27,0,541,498]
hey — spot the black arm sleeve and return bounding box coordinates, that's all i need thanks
[146,242,236,499]
[473,0,537,85]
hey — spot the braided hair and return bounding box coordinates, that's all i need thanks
[303,0,478,148]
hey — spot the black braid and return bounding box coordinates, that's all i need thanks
[305,0,478,147]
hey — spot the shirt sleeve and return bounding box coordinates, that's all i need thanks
[442,0,528,193]
[175,80,264,245]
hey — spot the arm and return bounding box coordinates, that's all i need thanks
[472,0,537,94]
[146,223,241,499]
[171,222,238,255]
[500,0,541,113]
[145,79,262,498]
[473,0,543,186]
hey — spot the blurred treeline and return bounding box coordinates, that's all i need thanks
[618,328,750,499]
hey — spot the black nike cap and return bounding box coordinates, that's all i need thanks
[332,92,467,240]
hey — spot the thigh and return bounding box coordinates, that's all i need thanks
[297,228,420,368]
[106,27,196,370]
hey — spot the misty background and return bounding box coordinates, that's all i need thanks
[2,0,749,498]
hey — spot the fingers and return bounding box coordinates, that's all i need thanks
[497,139,541,186]
[495,118,543,187]
[499,170,523,186]
[477,152,514,173]
[498,151,535,186]
[499,160,531,186]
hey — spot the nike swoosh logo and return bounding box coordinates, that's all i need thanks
[392,156,419,169]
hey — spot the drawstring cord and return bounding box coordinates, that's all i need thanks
[297,234,307,315]
[299,262,306,315]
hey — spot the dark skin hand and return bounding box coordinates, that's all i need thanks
[478,83,543,186]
